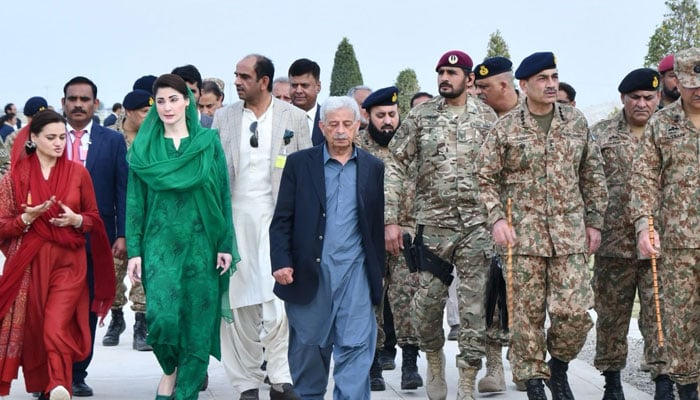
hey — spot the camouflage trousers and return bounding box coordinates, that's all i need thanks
[485,306,510,345]
[374,251,419,349]
[386,253,419,347]
[510,254,593,381]
[658,249,700,385]
[593,256,668,377]
[411,224,492,368]
[111,255,146,312]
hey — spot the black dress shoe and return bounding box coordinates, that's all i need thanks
[72,381,94,397]
[270,383,301,400]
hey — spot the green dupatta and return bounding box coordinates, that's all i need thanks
[128,89,239,321]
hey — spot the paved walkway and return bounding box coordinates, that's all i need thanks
[6,309,652,399]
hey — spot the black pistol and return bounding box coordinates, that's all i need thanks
[402,232,418,273]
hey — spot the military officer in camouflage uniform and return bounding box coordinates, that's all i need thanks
[657,54,680,109]
[384,50,497,400]
[592,68,674,400]
[474,57,521,117]
[103,89,153,351]
[477,52,608,400]
[472,56,523,394]
[0,139,9,177]
[356,86,423,392]
[631,47,700,400]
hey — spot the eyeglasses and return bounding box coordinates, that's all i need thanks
[249,121,258,148]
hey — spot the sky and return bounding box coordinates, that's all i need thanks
[2,0,669,119]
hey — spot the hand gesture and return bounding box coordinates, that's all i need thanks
[49,200,81,228]
[22,195,56,222]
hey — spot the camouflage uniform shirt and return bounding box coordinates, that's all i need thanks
[592,111,641,258]
[0,139,10,177]
[630,99,700,247]
[385,95,497,229]
[478,102,608,256]
[357,130,415,233]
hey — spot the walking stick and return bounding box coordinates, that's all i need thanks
[648,216,664,347]
[506,198,514,330]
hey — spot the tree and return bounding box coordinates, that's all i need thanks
[645,0,700,67]
[330,37,364,96]
[394,68,420,117]
[485,30,511,59]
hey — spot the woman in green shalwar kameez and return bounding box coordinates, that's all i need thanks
[126,74,239,400]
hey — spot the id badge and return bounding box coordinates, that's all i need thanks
[275,155,287,169]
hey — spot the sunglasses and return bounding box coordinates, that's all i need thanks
[249,121,258,148]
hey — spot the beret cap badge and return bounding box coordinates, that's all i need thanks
[448,55,459,64]
[652,76,659,88]
[479,65,489,76]
[391,92,397,102]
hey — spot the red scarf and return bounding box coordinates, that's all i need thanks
[0,127,114,394]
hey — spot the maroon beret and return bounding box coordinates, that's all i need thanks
[435,50,473,72]
[658,54,674,74]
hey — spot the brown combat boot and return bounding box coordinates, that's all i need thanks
[478,342,505,392]
[425,349,447,400]
[456,366,479,400]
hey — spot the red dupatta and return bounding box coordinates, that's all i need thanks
[0,126,115,394]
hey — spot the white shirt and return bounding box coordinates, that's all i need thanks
[305,104,318,140]
[229,100,277,308]
[66,120,94,166]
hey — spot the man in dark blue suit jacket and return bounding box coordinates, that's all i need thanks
[270,96,384,400]
[62,76,128,397]
[289,58,325,146]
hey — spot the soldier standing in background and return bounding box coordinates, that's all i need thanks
[631,47,700,400]
[384,50,497,400]
[355,87,423,392]
[591,68,673,399]
[657,54,680,109]
[472,56,522,394]
[103,89,153,351]
[477,52,608,400]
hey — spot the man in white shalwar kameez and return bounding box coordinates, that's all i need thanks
[213,54,312,400]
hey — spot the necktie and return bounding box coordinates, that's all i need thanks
[72,130,85,163]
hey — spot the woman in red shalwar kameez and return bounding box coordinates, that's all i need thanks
[0,110,114,400]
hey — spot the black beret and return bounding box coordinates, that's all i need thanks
[435,50,473,72]
[24,96,48,117]
[515,52,557,80]
[123,90,154,111]
[362,86,398,110]
[133,75,157,95]
[474,57,513,80]
[618,68,660,94]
